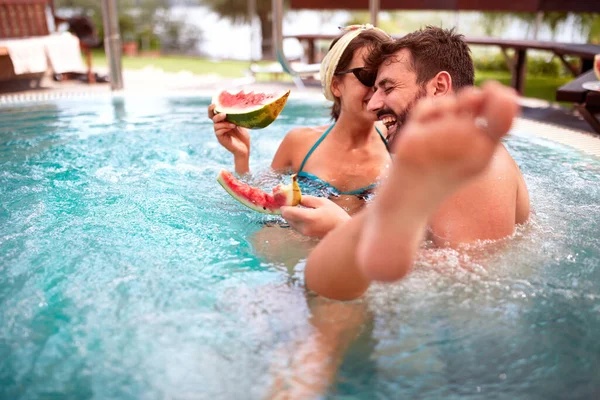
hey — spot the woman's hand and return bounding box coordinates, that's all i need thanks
[281,196,351,238]
[209,104,251,174]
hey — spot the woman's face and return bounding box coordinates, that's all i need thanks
[333,46,377,122]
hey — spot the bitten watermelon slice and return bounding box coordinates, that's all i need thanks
[217,170,302,215]
[212,90,290,129]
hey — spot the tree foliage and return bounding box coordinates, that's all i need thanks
[54,0,201,52]
[201,0,290,59]
[480,11,600,42]
[574,13,600,44]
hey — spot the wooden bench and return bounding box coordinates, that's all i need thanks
[287,34,600,95]
[0,0,51,38]
[556,70,600,134]
[466,38,600,95]
[0,0,97,85]
[0,0,52,84]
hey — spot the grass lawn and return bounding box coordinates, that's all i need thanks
[91,51,572,103]
[475,71,571,104]
[91,50,263,78]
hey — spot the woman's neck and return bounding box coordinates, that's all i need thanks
[330,115,375,148]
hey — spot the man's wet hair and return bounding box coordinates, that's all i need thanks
[365,26,475,90]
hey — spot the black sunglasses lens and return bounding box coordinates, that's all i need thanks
[355,69,376,87]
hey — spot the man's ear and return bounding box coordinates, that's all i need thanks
[428,71,452,97]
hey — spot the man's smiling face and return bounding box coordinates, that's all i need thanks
[367,49,427,143]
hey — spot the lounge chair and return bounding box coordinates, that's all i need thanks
[556,70,600,134]
[249,59,321,87]
[0,0,97,88]
[269,1,321,90]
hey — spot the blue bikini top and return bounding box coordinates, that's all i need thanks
[296,123,391,199]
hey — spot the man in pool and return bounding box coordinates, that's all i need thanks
[281,27,531,300]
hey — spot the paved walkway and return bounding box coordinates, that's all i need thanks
[1,67,599,156]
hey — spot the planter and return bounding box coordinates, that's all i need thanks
[122,41,138,57]
[138,50,161,58]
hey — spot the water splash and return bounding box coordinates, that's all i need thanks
[1,97,599,399]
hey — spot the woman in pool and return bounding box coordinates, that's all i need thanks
[208,25,393,215]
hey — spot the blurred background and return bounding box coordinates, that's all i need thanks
[9,0,600,102]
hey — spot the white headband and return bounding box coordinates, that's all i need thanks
[320,24,389,101]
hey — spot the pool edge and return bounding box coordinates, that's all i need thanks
[512,118,600,158]
[2,90,599,157]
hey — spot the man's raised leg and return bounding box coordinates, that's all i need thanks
[357,82,519,282]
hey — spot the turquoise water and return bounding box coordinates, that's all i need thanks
[1,95,600,399]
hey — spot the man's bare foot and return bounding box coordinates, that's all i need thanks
[393,81,519,189]
[356,81,519,282]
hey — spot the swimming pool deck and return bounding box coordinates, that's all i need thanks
[1,68,599,157]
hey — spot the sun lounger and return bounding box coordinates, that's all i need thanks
[249,61,320,83]
[0,0,96,86]
[0,0,51,85]
[556,70,600,134]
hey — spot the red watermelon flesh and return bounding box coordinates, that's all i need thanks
[217,91,277,108]
[212,90,290,129]
[217,170,301,215]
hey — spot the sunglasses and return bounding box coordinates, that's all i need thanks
[334,67,377,87]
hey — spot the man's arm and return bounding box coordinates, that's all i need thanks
[306,152,523,300]
[305,211,371,301]
[305,82,522,301]
[305,166,435,300]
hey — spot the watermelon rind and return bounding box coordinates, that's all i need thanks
[217,170,301,215]
[213,90,290,130]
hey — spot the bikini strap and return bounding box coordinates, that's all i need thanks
[375,126,392,154]
[297,123,335,173]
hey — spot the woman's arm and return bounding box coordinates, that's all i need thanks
[270,127,310,172]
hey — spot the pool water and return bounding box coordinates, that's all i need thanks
[1,95,600,399]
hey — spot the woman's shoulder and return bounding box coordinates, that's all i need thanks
[272,124,332,170]
[282,125,330,146]
[285,125,329,138]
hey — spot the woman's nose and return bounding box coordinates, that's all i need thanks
[367,90,382,112]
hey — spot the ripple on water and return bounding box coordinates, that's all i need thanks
[1,97,600,399]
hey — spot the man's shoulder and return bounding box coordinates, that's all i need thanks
[488,144,522,179]
[430,144,522,242]
[464,145,521,197]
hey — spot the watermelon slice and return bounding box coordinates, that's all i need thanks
[217,170,302,215]
[212,90,290,129]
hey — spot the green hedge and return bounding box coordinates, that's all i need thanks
[473,52,577,77]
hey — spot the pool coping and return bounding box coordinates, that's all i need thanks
[512,118,600,158]
[1,88,599,158]
[0,86,326,105]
